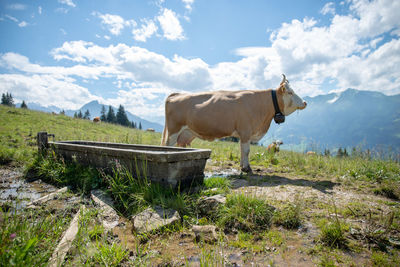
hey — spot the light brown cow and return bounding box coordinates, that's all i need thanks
[306,151,316,155]
[93,116,101,123]
[267,140,283,153]
[161,74,307,173]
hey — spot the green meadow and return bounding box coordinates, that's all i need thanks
[1,104,399,266]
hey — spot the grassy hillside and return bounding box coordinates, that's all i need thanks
[1,105,400,266]
[1,104,399,183]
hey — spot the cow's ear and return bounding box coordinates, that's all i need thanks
[278,83,286,93]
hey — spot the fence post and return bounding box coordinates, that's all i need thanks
[37,131,48,154]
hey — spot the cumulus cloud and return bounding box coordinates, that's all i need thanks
[132,19,158,42]
[223,0,400,96]
[94,12,136,36]
[51,41,211,91]
[320,2,335,15]
[157,8,185,40]
[0,74,98,109]
[2,0,400,120]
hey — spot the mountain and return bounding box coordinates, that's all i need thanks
[66,101,164,132]
[16,102,61,113]
[16,100,164,133]
[260,89,400,153]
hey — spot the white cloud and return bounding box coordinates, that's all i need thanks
[4,14,28,28]
[320,2,335,15]
[157,8,185,40]
[18,21,27,27]
[38,6,42,15]
[55,8,68,14]
[132,19,158,42]
[2,0,400,120]
[182,0,195,12]
[7,4,27,10]
[0,74,99,110]
[58,0,76,8]
[94,12,136,36]
[5,15,19,23]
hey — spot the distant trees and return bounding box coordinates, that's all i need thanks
[73,104,142,129]
[21,100,28,109]
[98,104,141,129]
[83,109,91,120]
[106,106,116,123]
[100,105,107,121]
[116,105,129,126]
[336,147,349,158]
[1,92,15,107]
[74,110,83,119]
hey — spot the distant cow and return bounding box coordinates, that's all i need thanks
[161,74,307,173]
[267,140,283,153]
[306,151,316,155]
[93,117,101,123]
[146,128,155,132]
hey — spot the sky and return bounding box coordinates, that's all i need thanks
[0,0,399,124]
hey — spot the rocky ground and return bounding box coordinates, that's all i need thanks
[1,164,399,266]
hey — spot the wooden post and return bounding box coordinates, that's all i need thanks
[37,131,48,154]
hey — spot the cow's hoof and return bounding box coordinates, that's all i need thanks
[241,166,253,174]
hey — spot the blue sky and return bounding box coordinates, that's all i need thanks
[1,0,399,124]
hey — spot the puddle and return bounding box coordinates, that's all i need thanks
[0,168,58,209]
[204,168,241,178]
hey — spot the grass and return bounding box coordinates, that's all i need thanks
[273,201,303,229]
[1,104,400,265]
[0,207,72,266]
[1,105,399,186]
[105,165,195,218]
[64,206,129,266]
[217,193,275,233]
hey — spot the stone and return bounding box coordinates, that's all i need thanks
[91,190,119,231]
[197,194,226,216]
[131,206,180,234]
[27,186,69,207]
[192,225,218,244]
[48,205,84,267]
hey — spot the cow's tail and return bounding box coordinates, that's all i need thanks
[161,124,168,146]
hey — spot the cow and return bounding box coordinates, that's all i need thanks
[93,116,101,123]
[161,74,307,173]
[146,128,155,132]
[267,140,283,153]
[306,151,316,155]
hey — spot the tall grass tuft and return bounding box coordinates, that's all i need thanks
[218,193,275,233]
[273,201,303,229]
[104,165,195,218]
[28,152,102,194]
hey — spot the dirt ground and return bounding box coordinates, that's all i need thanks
[1,164,399,266]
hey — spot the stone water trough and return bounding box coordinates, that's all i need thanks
[37,132,211,189]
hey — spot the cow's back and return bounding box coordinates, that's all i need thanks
[165,90,271,140]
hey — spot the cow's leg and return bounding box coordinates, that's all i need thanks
[240,141,252,173]
[166,132,179,146]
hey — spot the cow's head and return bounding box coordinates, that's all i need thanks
[277,74,307,116]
